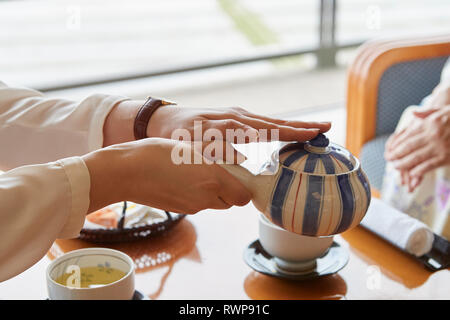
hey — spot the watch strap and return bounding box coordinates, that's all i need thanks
[133,97,175,140]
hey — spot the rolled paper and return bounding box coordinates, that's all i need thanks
[360,198,434,257]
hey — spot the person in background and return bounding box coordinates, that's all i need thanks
[383,59,450,240]
[0,81,331,281]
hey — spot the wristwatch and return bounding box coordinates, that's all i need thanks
[133,96,176,140]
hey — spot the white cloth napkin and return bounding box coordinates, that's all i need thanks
[360,198,434,257]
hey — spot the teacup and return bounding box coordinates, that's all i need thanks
[46,248,135,300]
[258,213,333,273]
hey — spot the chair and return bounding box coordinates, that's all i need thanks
[346,35,450,194]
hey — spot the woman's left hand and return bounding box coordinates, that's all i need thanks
[104,102,331,148]
[384,105,450,191]
[147,105,331,143]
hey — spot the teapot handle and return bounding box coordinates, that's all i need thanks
[218,163,255,191]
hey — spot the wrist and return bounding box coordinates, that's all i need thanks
[146,106,166,138]
[82,148,126,213]
[133,97,176,139]
[103,100,144,147]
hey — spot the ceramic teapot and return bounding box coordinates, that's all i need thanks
[220,134,371,237]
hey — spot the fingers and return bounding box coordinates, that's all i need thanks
[386,129,411,152]
[180,197,231,214]
[400,170,407,186]
[392,145,433,171]
[194,167,251,212]
[400,170,422,193]
[385,128,405,153]
[205,118,320,143]
[237,115,322,141]
[203,119,259,143]
[174,140,248,165]
[413,108,439,119]
[215,166,252,207]
[386,108,444,155]
[385,127,422,157]
[218,185,252,207]
[196,141,247,164]
[409,175,423,193]
[208,197,233,210]
[409,157,443,178]
[385,133,427,161]
[235,108,331,133]
[205,107,330,141]
[404,171,410,190]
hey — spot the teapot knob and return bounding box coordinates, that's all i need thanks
[308,133,329,148]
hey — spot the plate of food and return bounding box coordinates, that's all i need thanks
[80,201,185,243]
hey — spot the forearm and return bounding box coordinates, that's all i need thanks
[0,81,130,169]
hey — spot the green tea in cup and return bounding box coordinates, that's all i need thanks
[55,265,126,288]
[47,248,135,300]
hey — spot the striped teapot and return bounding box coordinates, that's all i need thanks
[220,134,371,237]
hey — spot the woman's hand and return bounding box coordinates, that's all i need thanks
[83,138,252,214]
[147,105,331,143]
[103,102,331,148]
[384,105,450,191]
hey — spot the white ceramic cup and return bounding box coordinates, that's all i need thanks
[258,213,334,272]
[46,248,135,300]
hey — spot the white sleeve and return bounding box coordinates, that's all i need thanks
[0,80,130,170]
[0,156,90,282]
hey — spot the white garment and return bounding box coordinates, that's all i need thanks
[381,106,450,240]
[0,80,129,281]
[381,59,450,241]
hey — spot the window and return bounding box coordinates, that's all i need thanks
[1,0,448,93]
[1,0,321,90]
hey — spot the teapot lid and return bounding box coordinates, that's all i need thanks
[278,134,355,175]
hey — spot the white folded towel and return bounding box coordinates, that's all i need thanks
[360,198,434,257]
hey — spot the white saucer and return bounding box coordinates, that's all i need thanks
[243,240,349,280]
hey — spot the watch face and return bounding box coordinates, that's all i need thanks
[160,99,177,106]
[144,96,176,106]
[146,96,176,106]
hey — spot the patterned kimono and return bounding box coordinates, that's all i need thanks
[381,61,450,241]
